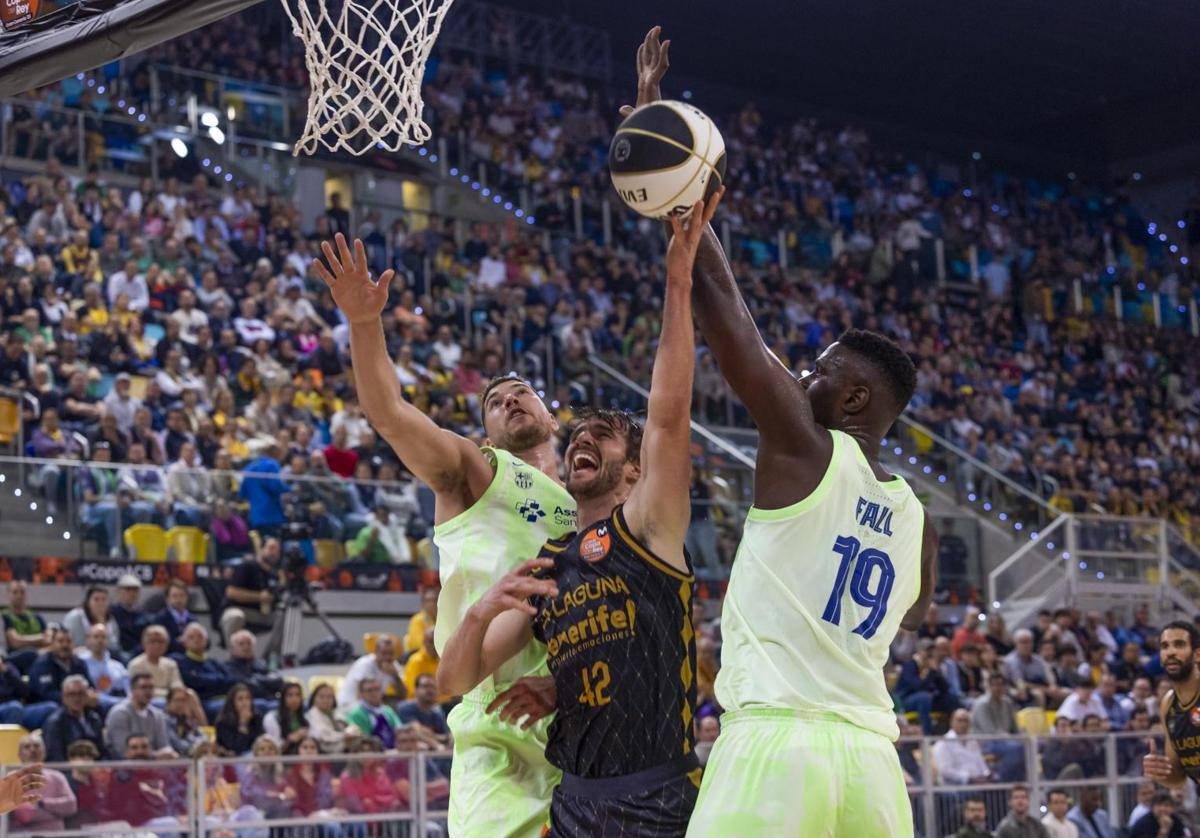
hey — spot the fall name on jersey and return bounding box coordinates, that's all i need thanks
[856,496,896,537]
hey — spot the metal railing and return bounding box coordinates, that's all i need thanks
[901,730,1161,837]
[0,750,451,837]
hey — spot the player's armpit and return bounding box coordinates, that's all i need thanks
[899,509,939,632]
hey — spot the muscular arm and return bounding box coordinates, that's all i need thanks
[900,510,939,631]
[1149,693,1188,789]
[437,607,534,698]
[318,235,492,520]
[623,26,831,509]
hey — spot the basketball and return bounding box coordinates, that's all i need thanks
[609,100,727,220]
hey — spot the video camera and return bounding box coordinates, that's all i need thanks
[278,519,314,599]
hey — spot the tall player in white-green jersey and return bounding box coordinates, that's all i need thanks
[619,28,939,838]
[315,235,576,838]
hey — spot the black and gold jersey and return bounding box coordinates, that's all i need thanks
[1166,689,1200,781]
[530,504,697,779]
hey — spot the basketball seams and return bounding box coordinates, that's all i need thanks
[612,127,725,174]
[639,115,719,218]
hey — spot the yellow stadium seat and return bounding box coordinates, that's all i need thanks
[0,724,27,764]
[308,675,345,698]
[200,725,216,742]
[124,523,168,561]
[166,526,209,564]
[314,539,345,569]
[1016,706,1049,736]
[0,399,19,446]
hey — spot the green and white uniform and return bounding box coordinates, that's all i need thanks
[688,430,925,837]
[433,447,576,838]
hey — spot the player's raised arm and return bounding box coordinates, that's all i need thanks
[623,193,720,570]
[623,27,832,507]
[315,234,491,515]
[437,559,559,697]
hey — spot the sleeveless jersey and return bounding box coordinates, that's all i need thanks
[529,505,697,777]
[715,429,926,740]
[433,447,576,693]
[1165,690,1200,780]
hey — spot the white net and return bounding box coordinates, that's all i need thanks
[280,0,455,156]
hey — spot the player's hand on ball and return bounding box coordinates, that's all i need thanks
[314,233,395,325]
[619,25,670,117]
[1143,739,1174,781]
[474,558,559,620]
[666,187,724,283]
[487,676,557,729]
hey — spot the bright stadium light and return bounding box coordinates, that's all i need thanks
[201,111,219,128]
[209,126,226,145]
[171,138,189,158]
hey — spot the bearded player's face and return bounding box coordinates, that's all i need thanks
[483,380,555,450]
[565,419,631,500]
[1161,628,1197,681]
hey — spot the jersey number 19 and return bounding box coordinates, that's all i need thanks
[820,535,895,640]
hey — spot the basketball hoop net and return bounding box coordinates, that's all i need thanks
[280,0,455,156]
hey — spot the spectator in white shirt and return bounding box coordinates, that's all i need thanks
[932,709,992,785]
[1126,781,1155,829]
[106,259,150,311]
[1042,788,1080,838]
[169,290,209,345]
[475,245,506,291]
[102,373,141,435]
[275,278,318,325]
[430,325,461,368]
[234,297,276,346]
[1120,677,1159,720]
[1056,678,1107,723]
[337,635,407,711]
[155,349,199,399]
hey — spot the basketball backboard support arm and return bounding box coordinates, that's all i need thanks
[0,0,266,98]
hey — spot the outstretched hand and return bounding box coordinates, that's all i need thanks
[666,187,724,284]
[314,233,396,325]
[0,764,44,814]
[472,558,559,621]
[619,25,670,118]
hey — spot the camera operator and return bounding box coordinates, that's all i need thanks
[219,537,285,657]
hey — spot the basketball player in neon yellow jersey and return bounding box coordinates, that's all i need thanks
[624,29,939,837]
[315,234,576,838]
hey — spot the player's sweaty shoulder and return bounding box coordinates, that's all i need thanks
[432,438,501,523]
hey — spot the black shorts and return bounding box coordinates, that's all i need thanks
[546,755,700,838]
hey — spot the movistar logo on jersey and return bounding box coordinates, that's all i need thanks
[516,498,546,523]
[514,470,533,490]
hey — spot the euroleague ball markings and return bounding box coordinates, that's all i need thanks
[609,100,728,220]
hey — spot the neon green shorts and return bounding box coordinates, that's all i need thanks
[446,690,561,838]
[686,708,913,838]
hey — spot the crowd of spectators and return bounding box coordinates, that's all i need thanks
[0,575,452,832]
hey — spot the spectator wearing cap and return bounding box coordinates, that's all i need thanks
[43,673,107,760]
[111,574,149,656]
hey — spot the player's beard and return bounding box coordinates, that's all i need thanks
[492,415,552,453]
[567,456,625,501]
[1166,658,1196,682]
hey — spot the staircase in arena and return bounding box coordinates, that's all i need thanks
[0,460,87,558]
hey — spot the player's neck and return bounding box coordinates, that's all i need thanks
[840,426,889,479]
[576,493,621,531]
[509,439,562,483]
[1176,673,1200,705]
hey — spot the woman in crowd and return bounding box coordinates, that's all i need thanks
[305,682,361,754]
[264,681,309,748]
[237,735,296,820]
[335,736,404,819]
[216,683,265,756]
[284,735,347,834]
[166,684,210,756]
[62,586,120,649]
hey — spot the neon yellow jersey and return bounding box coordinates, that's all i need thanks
[715,430,926,740]
[433,447,577,693]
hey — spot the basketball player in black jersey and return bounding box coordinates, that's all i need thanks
[1144,621,1200,787]
[438,190,722,837]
